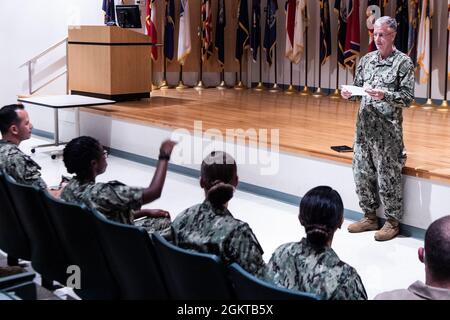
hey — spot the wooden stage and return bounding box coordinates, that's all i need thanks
[83,89,450,185]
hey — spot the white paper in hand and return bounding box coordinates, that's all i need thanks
[341,85,369,97]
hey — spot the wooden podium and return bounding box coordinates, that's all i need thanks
[68,26,152,101]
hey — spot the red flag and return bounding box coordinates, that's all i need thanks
[146,0,158,61]
[285,0,296,61]
[201,0,213,61]
[344,0,360,69]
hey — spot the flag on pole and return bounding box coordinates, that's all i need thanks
[250,0,261,62]
[334,0,347,68]
[215,0,226,67]
[343,0,360,70]
[319,0,331,66]
[366,1,381,52]
[201,0,213,61]
[285,0,296,63]
[235,0,250,62]
[381,0,389,15]
[164,0,175,61]
[407,0,419,65]
[102,0,116,25]
[263,0,278,66]
[146,0,158,61]
[178,0,191,65]
[395,0,409,54]
[291,0,308,64]
[417,0,433,84]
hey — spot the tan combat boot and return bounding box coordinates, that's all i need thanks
[374,219,399,241]
[348,213,378,233]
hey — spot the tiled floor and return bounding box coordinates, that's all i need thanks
[10,136,425,299]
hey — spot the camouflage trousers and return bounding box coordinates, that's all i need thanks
[134,216,171,234]
[352,142,406,221]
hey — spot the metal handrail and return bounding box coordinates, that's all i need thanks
[31,71,67,95]
[19,37,69,95]
[19,37,68,67]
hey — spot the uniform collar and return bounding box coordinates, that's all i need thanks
[375,48,398,66]
[408,280,450,300]
[0,139,15,146]
[300,237,337,257]
[73,177,95,187]
[201,199,232,217]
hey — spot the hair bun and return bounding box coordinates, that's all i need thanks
[206,182,235,208]
[305,224,330,247]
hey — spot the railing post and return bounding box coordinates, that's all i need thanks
[66,39,69,95]
[28,62,32,95]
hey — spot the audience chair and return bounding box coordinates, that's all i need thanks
[91,210,169,299]
[151,233,233,300]
[3,174,68,289]
[0,172,31,266]
[228,263,321,300]
[0,271,37,300]
[41,192,120,300]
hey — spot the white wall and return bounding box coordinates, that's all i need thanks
[0,0,108,141]
[0,0,104,105]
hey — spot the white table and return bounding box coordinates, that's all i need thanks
[18,95,115,158]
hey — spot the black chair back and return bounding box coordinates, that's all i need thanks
[228,263,321,300]
[92,210,169,299]
[0,272,37,300]
[3,174,68,285]
[41,192,120,300]
[0,172,31,263]
[151,233,233,300]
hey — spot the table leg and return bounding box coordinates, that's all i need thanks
[75,108,80,137]
[54,108,59,145]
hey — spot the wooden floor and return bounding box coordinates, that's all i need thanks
[83,89,450,184]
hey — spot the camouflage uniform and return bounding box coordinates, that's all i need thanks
[171,200,266,278]
[352,49,415,221]
[265,238,367,300]
[0,139,47,189]
[60,178,170,233]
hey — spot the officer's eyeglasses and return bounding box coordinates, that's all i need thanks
[102,150,109,158]
[373,31,395,39]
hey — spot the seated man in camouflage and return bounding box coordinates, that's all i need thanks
[0,104,47,189]
[168,151,266,278]
[60,136,176,233]
[0,104,45,276]
[265,186,367,300]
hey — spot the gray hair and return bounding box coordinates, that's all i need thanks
[374,16,397,32]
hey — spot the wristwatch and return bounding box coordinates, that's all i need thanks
[158,153,170,161]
